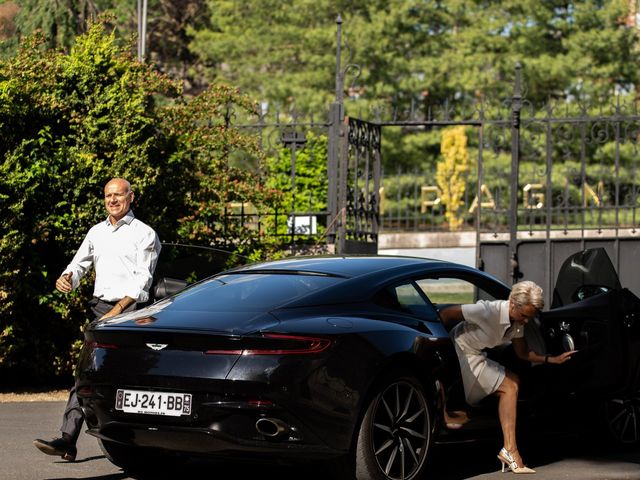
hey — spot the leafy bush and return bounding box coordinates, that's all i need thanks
[0,21,277,386]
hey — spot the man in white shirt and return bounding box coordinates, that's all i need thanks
[33,178,161,462]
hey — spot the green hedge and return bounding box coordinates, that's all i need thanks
[0,22,279,386]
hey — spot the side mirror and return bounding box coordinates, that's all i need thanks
[154,277,188,300]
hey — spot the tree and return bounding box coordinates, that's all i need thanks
[0,2,19,42]
[436,127,470,231]
[6,1,639,135]
[1,1,210,94]
[9,0,103,51]
[146,0,210,93]
[161,84,281,256]
[189,1,639,171]
[192,0,407,113]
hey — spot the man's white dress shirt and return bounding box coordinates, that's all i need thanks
[63,210,161,303]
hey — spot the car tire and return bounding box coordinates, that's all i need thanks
[98,439,184,472]
[603,388,640,445]
[354,375,432,480]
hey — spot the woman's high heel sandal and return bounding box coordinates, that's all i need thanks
[497,448,536,474]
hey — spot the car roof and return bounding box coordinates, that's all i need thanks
[232,255,449,278]
[225,255,508,307]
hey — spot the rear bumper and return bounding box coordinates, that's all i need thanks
[78,386,349,460]
[85,421,343,459]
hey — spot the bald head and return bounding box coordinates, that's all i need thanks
[104,178,134,224]
[105,178,131,193]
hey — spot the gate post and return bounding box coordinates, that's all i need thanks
[509,64,522,284]
[327,102,341,244]
[337,117,348,254]
[327,15,345,247]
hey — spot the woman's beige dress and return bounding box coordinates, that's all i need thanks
[450,300,524,406]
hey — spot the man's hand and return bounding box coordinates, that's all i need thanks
[99,308,119,320]
[99,297,134,320]
[55,272,73,293]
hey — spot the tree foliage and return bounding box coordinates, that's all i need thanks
[191,1,638,109]
[188,0,640,171]
[436,127,470,231]
[4,1,638,115]
[162,85,280,255]
[8,0,105,52]
[4,1,639,149]
[0,21,275,385]
[1,1,209,94]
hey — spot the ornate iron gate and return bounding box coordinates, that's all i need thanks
[479,65,640,302]
[335,116,381,253]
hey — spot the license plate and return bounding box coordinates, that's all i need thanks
[115,389,192,416]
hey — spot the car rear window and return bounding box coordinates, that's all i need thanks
[170,273,344,311]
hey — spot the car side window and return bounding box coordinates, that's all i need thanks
[415,277,497,307]
[373,282,439,321]
[395,283,424,306]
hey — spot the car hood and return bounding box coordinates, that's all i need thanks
[92,298,279,335]
[552,248,621,308]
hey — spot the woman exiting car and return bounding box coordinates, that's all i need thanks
[440,281,576,474]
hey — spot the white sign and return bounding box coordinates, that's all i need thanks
[287,215,317,235]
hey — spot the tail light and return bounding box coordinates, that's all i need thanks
[205,333,331,356]
[77,386,94,396]
[245,333,331,355]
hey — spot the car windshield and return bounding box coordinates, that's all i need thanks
[169,273,344,311]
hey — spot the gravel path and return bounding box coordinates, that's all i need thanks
[0,389,69,402]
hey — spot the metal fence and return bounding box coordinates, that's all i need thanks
[376,71,640,239]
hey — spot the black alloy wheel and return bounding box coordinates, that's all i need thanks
[604,390,640,444]
[355,376,432,480]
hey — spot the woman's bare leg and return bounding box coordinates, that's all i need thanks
[495,370,523,464]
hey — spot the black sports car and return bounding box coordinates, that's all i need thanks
[76,248,640,479]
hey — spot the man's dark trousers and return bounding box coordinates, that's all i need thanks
[61,298,136,443]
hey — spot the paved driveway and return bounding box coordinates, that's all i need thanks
[2,401,639,479]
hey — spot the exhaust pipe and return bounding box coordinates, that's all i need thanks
[255,417,290,438]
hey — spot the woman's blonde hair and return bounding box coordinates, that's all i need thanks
[509,280,544,310]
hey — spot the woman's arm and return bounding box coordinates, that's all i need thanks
[512,337,576,364]
[439,305,465,331]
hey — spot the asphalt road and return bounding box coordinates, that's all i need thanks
[2,401,639,480]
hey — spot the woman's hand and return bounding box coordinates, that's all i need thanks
[549,350,577,364]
